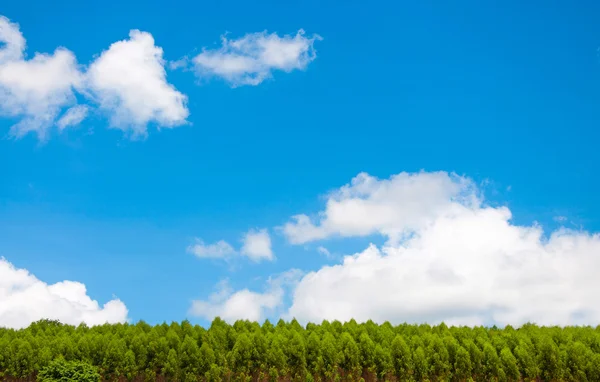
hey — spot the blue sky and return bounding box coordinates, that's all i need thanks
[1,0,600,328]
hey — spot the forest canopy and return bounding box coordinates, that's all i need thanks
[1,318,600,381]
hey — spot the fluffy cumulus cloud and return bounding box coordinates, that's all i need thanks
[283,171,479,245]
[192,29,321,86]
[0,15,189,139]
[86,30,189,137]
[1,15,320,139]
[278,171,600,326]
[0,258,128,329]
[189,270,302,323]
[187,239,237,259]
[0,16,83,139]
[241,228,274,262]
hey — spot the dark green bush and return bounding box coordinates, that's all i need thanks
[37,358,100,382]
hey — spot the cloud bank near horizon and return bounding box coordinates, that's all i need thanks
[191,171,600,327]
[0,258,128,329]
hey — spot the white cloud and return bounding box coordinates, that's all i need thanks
[278,171,600,326]
[168,57,189,70]
[187,239,237,259]
[57,105,89,130]
[241,228,274,262]
[0,16,25,62]
[192,29,321,86]
[282,171,479,245]
[317,246,333,259]
[0,16,83,139]
[0,257,128,329]
[188,229,274,263]
[86,30,189,137]
[1,15,320,140]
[189,270,302,323]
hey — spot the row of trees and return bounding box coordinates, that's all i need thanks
[1,318,600,381]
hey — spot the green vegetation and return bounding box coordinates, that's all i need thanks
[1,318,600,381]
[37,358,101,382]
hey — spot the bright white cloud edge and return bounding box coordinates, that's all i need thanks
[193,171,600,327]
[0,257,128,329]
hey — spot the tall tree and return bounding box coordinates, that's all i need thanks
[391,335,413,381]
[537,336,563,382]
[338,332,361,380]
[499,347,520,382]
[453,345,472,382]
[483,343,502,381]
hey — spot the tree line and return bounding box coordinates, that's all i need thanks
[1,318,600,381]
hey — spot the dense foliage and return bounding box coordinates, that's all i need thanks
[37,358,101,382]
[1,318,600,381]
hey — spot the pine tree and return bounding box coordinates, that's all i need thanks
[358,332,376,374]
[537,336,563,382]
[453,345,472,381]
[163,348,179,380]
[230,332,253,375]
[338,332,360,380]
[287,330,307,380]
[499,348,520,382]
[391,335,413,381]
[180,335,201,377]
[306,331,323,378]
[483,343,502,381]
[412,346,429,382]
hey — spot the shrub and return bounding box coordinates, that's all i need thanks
[37,358,100,382]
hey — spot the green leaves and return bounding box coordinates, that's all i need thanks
[453,345,472,381]
[338,332,360,378]
[483,342,502,381]
[538,336,563,382]
[37,358,100,382]
[391,335,413,380]
[230,333,253,374]
[500,347,520,382]
[0,318,599,381]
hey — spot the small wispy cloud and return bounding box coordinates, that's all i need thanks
[317,246,334,259]
[187,239,237,259]
[191,29,321,86]
[189,269,303,323]
[57,105,89,130]
[188,228,275,264]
